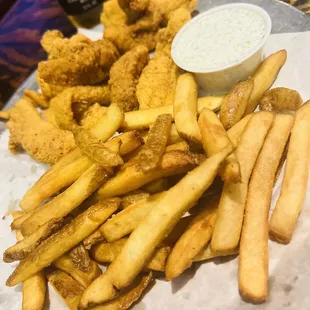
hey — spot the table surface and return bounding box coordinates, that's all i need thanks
[3,0,310,113]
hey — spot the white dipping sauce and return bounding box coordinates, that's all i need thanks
[173,7,266,71]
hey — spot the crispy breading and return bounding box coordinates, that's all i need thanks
[137,53,178,109]
[49,86,110,130]
[41,30,91,59]
[6,97,75,164]
[101,0,127,27]
[109,45,149,111]
[38,39,119,86]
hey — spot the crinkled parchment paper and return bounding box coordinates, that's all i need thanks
[1,31,310,310]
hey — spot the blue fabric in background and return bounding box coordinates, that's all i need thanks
[0,0,76,106]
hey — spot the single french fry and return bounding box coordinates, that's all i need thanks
[142,178,168,194]
[21,164,110,236]
[167,124,182,145]
[226,114,252,147]
[97,151,205,199]
[211,112,275,254]
[138,114,172,171]
[101,193,164,242]
[198,108,241,183]
[122,95,224,130]
[20,131,142,212]
[91,239,171,272]
[165,141,189,152]
[121,190,151,209]
[92,273,153,310]
[46,268,84,310]
[4,218,63,262]
[239,114,294,303]
[194,244,238,262]
[54,254,102,288]
[79,145,232,308]
[220,78,254,130]
[244,50,287,115]
[174,73,201,146]
[11,212,30,230]
[166,200,218,280]
[12,212,46,310]
[164,216,193,244]
[7,199,120,286]
[269,102,310,244]
[259,87,303,112]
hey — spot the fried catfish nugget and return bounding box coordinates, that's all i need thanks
[109,45,149,111]
[101,0,127,27]
[38,39,119,86]
[137,53,178,109]
[41,30,91,59]
[6,97,75,165]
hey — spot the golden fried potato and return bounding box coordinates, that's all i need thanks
[4,218,63,262]
[198,108,241,183]
[244,50,287,115]
[79,145,232,307]
[194,244,238,262]
[239,114,294,303]
[219,78,254,130]
[7,199,120,286]
[211,112,275,254]
[142,178,168,193]
[269,101,310,244]
[97,151,205,199]
[91,238,171,271]
[259,87,303,112]
[138,114,172,171]
[226,114,252,147]
[46,268,84,310]
[54,254,102,288]
[173,73,201,146]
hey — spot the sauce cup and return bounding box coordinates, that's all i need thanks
[171,3,272,94]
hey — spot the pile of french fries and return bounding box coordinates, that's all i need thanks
[4,48,310,309]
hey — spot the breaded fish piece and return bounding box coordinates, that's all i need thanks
[49,85,110,130]
[109,45,149,111]
[136,53,178,109]
[38,39,119,86]
[41,30,91,59]
[6,97,75,164]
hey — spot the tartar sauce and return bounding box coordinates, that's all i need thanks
[172,7,266,71]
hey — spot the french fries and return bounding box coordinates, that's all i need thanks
[121,190,150,209]
[45,268,84,310]
[7,199,120,286]
[97,151,205,199]
[20,131,142,213]
[259,87,303,112]
[226,114,252,147]
[165,141,189,152]
[79,145,232,307]
[220,78,254,130]
[121,95,224,130]
[173,73,202,146]
[244,50,287,115]
[101,192,164,242]
[21,164,110,236]
[198,108,241,182]
[142,178,168,194]
[12,212,46,310]
[73,126,123,167]
[166,198,218,280]
[11,212,31,230]
[269,102,310,244]
[239,114,294,303]
[167,124,182,145]
[194,244,238,262]
[4,218,63,262]
[138,114,172,171]
[92,273,153,310]
[54,254,102,288]
[91,238,171,271]
[211,112,275,254]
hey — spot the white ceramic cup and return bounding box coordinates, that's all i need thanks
[171,3,272,95]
